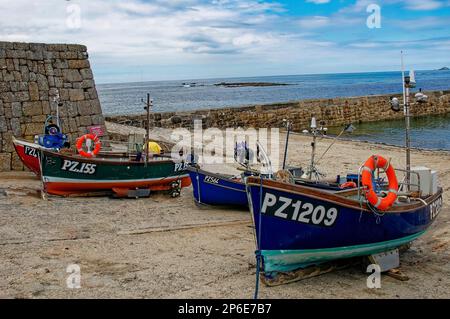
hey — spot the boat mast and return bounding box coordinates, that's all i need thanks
[309,117,317,180]
[282,120,292,170]
[145,93,152,165]
[401,51,411,190]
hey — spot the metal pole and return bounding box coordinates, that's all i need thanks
[405,85,411,191]
[146,93,151,165]
[401,51,411,191]
[282,121,291,170]
[309,129,317,180]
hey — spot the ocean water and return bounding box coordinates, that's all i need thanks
[97,70,450,115]
[97,70,450,150]
[327,113,450,151]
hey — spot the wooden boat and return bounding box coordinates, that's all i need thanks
[187,165,358,208]
[246,174,443,275]
[187,166,250,207]
[13,137,45,175]
[40,149,191,197]
[12,136,163,176]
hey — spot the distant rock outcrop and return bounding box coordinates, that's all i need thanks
[438,67,449,71]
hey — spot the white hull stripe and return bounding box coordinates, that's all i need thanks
[44,174,190,184]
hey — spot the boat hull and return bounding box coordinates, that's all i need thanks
[41,150,191,196]
[187,167,248,207]
[246,177,443,273]
[13,138,42,175]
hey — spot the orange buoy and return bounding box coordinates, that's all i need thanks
[361,155,398,211]
[76,134,101,158]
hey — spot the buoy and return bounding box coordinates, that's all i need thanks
[76,134,101,158]
[146,141,162,154]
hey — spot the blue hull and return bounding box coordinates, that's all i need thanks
[187,167,248,207]
[246,177,443,273]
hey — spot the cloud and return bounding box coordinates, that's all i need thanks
[306,0,331,4]
[298,16,330,28]
[403,0,444,10]
[0,0,448,82]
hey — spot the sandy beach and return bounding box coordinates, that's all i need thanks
[0,127,449,299]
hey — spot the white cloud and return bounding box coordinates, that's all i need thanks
[298,16,330,28]
[306,0,331,4]
[404,0,444,10]
[0,0,448,82]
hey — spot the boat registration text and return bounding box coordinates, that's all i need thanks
[261,192,339,227]
[61,160,97,175]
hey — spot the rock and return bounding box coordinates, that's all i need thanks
[22,101,42,116]
[23,122,43,135]
[9,117,21,135]
[0,152,11,171]
[79,115,92,126]
[0,82,9,93]
[78,100,92,115]
[36,73,49,91]
[62,69,82,82]
[68,59,90,69]
[11,151,24,171]
[81,79,94,89]
[0,116,7,132]
[29,82,39,101]
[80,68,93,80]
[69,89,85,102]
[60,51,78,59]
[45,43,68,51]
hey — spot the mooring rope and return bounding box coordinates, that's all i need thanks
[254,176,264,300]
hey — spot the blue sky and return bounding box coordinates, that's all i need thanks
[1,0,449,83]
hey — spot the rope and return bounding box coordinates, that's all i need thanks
[254,176,264,299]
[315,127,346,166]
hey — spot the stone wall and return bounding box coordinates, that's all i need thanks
[0,41,107,171]
[106,90,450,131]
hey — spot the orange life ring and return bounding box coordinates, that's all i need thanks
[361,155,398,211]
[76,134,101,158]
[339,181,357,189]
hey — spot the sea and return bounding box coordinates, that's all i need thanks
[97,70,450,150]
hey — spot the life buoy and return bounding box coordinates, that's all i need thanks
[339,181,357,189]
[76,134,101,158]
[361,155,398,211]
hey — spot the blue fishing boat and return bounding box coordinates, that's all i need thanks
[187,166,249,207]
[246,163,443,275]
[187,165,360,207]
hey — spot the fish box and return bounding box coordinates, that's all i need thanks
[410,166,432,196]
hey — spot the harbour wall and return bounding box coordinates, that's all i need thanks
[0,41,107,171]
[106,90,450,131]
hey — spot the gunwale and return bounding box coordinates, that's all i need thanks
[246,176,442,214]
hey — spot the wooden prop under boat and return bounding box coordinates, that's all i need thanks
[40,149,191,196]
[246,176,443,275]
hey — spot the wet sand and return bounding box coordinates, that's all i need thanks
[0,131,449,299]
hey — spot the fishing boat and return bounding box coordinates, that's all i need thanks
[246,60,444,286]
[188,166,249,207]
[13,137,48,175]
[246,168,442,275]
[12,136,152,176]
[187,141,276,207]
[187,121,358,208]
[39,149,191,197]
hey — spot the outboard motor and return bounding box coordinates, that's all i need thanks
[35,118,69,150]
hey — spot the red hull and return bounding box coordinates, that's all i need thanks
[13,139,41,175]
[45,176,192,196]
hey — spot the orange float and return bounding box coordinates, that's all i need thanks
[76,134,101,158]
[361,155,398,211]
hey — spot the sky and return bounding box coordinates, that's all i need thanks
[0,0,449,83]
